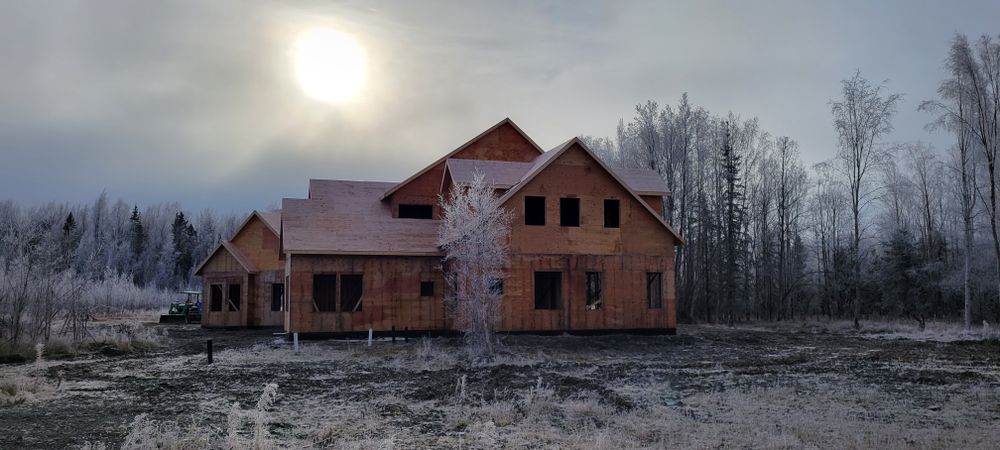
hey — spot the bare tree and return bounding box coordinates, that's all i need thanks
[922,33,996,327]
[774,137,809,319]
[830,70,902,328]
[438,172,512,356]
[906,142,942,259]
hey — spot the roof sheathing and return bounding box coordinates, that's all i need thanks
[282,181,442,255]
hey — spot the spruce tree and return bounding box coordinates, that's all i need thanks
[129,205,146,286]
[172,212,197,285]
[720,124,745,324]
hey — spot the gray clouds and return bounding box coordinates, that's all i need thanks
[1,0,997,211]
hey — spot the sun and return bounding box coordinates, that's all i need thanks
[294,28,367,103]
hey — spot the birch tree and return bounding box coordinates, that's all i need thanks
[830,71,902,328]
[922,33,996,327]
[438,172,512,356]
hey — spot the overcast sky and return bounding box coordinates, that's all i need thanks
[2,0,998,213]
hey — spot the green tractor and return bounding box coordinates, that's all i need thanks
[158,290,203,324]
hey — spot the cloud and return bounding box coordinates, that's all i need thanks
[1,0,998,211]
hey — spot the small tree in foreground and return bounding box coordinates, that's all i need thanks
[438,172,512,356]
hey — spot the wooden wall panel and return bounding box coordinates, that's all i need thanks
[200,250,242,274]
[286,254,447,334]
[282,249,676,334]
[506,144,678,257]
[640,195,664,216]
[250,271,284,327]
[497,254,675,332]
[390,122,541,218]
[230,216,283,272]
[201,274,248,328]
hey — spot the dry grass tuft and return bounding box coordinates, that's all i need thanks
[0,343,56,407]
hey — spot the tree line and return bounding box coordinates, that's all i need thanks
[0,193,242,349]
[584,33,1000,328]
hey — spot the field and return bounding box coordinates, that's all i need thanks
[1,321,999,449]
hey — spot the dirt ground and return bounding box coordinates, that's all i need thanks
[2,321,999,449]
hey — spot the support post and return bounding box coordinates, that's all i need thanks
[206,339,213,364]
[368,328,373,347]
[293,332,299,352]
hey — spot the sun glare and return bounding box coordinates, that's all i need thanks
[294,28,367,103]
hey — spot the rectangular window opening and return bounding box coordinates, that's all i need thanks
[586,272,603,310]
[525,196,546,226]
[560,198,580,227]
[209,284,223,312]
[604,199,620,228]
[534,272,562,310]
[227,283,241,311]
[420,281,434,297]
[271,283,284,312]
[399,204,434,219]
[489,278,504,297]
[313,274,337,312]
[647,272,663,309]
[341,274,364,312]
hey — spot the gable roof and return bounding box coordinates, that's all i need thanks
[380,118,544,201]
[193,241,258,275]
[229,210,281,241]
[283,180,442,255]
[445,156,670,195]
[193,210,279,276]
[497,138,685,245]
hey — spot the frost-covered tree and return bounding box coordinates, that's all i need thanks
[830,70,902,328]
[437,172,511,356]
[172,212,197,284]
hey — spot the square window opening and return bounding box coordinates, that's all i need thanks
[525,196,546,226]
[560,198,580,227]
[420,281,434,297]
